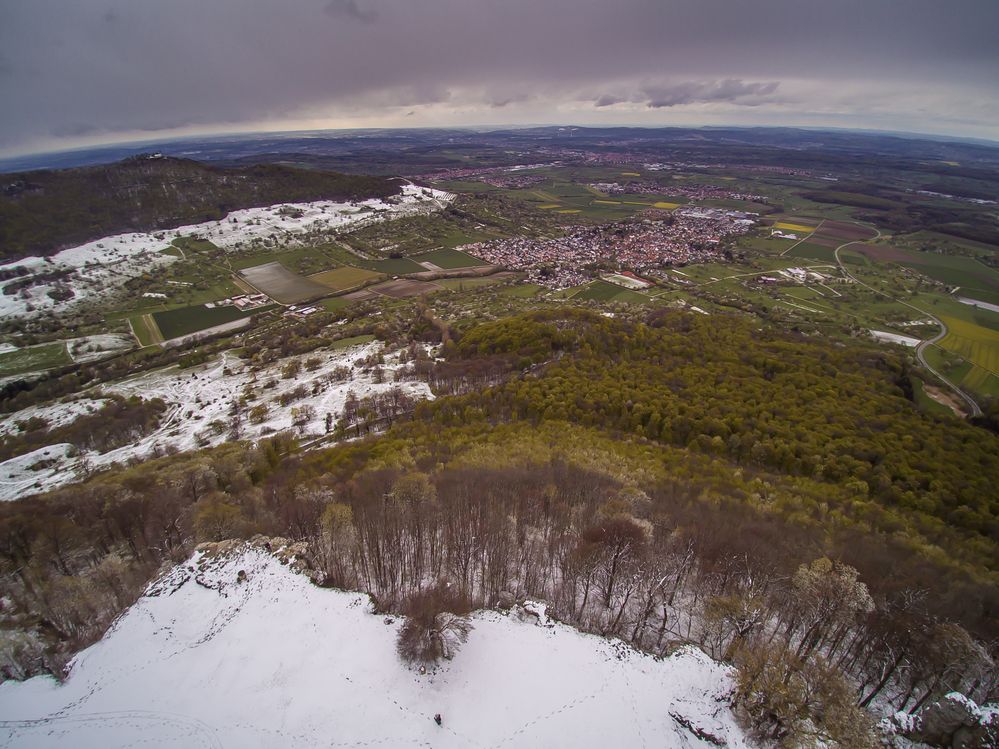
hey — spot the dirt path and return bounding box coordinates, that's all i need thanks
[923,384,968,418]
[141,313,165,345]
[780,218,826,256]
[231,276,261,296]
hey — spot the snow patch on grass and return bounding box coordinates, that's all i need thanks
[0,443,76,500]
[66,334,135,363]
[0,341,431,501]
[0,398,109,438]
[0,185,453,320]
[869,330,920,347]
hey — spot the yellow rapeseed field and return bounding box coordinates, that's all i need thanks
[939,316,999,374]
[774,221,818,234]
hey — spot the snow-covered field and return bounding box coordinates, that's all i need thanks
[869,330,921,347]
[66,334,134,363]
[0,398,108,438]
[0,444,77,502]
[0,545,751,748]
[0,342,432,501]
[0,185,453,319]
[601,272,652,290]
[958,296,999,315]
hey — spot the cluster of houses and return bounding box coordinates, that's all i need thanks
[284,305,321,318]
[757,267,831,285]
[412,163,557,184]
[461,208,756,289]
[590,181,767,203]
[207,293,270,310]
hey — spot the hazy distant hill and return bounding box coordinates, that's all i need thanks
[0,155,400,261]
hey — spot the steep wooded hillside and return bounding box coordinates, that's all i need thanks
[0,156,400,261]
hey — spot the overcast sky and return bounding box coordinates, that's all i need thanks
[2,0,998,155]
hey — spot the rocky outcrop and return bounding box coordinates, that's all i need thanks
[195,535,318,581]
[884,693,998,749]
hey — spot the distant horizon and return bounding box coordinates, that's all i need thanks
[5,0,996,162]
[3,122,998,173]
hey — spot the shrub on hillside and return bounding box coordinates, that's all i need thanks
[734,641,877,748]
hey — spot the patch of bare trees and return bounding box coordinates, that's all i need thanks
[287,462,994,744]
[0,442,993,747]
[396,584,473,665]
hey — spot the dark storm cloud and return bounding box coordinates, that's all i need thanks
[640,80,781,109]
[586,80,782,110]
[488,93,531,109]
[0,0,997,152]
[593,94,626,108]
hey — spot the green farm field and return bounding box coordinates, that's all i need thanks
[329,334,376,350]
[412,248,489,269]
[228,246,340,275]
[318,297,353,312]
[896,231,999,258]
[858,245,999,304]
[786,242,838,262]
[937,315,999,375]
[573,279,650,303]
[498,283,544,298]
[127,314,159,347]
[152,304,265,340]
[486,177,679,221]
[310,266,384,292]
[435,275,516,291]
[961,366,999,398]
[368,258,427,274]
[738,236,798,255]
[0,342,72,376]
[171,236,220,254]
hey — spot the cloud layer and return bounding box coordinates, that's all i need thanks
[0,0,997,154]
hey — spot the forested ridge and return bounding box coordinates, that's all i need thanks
[0,157,399,261]
[1,307,998,746]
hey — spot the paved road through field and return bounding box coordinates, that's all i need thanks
[833,228,982,418]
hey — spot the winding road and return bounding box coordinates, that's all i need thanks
[832,228,982,418]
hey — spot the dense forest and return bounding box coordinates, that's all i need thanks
[431,309,999,572]
[1,307,997,746]
[0,157,400,261]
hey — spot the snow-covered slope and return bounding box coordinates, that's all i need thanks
[0,543,752,749]
[0,341,432,501]
[0,185,453,319]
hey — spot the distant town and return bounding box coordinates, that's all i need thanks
[461,207,756,288]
